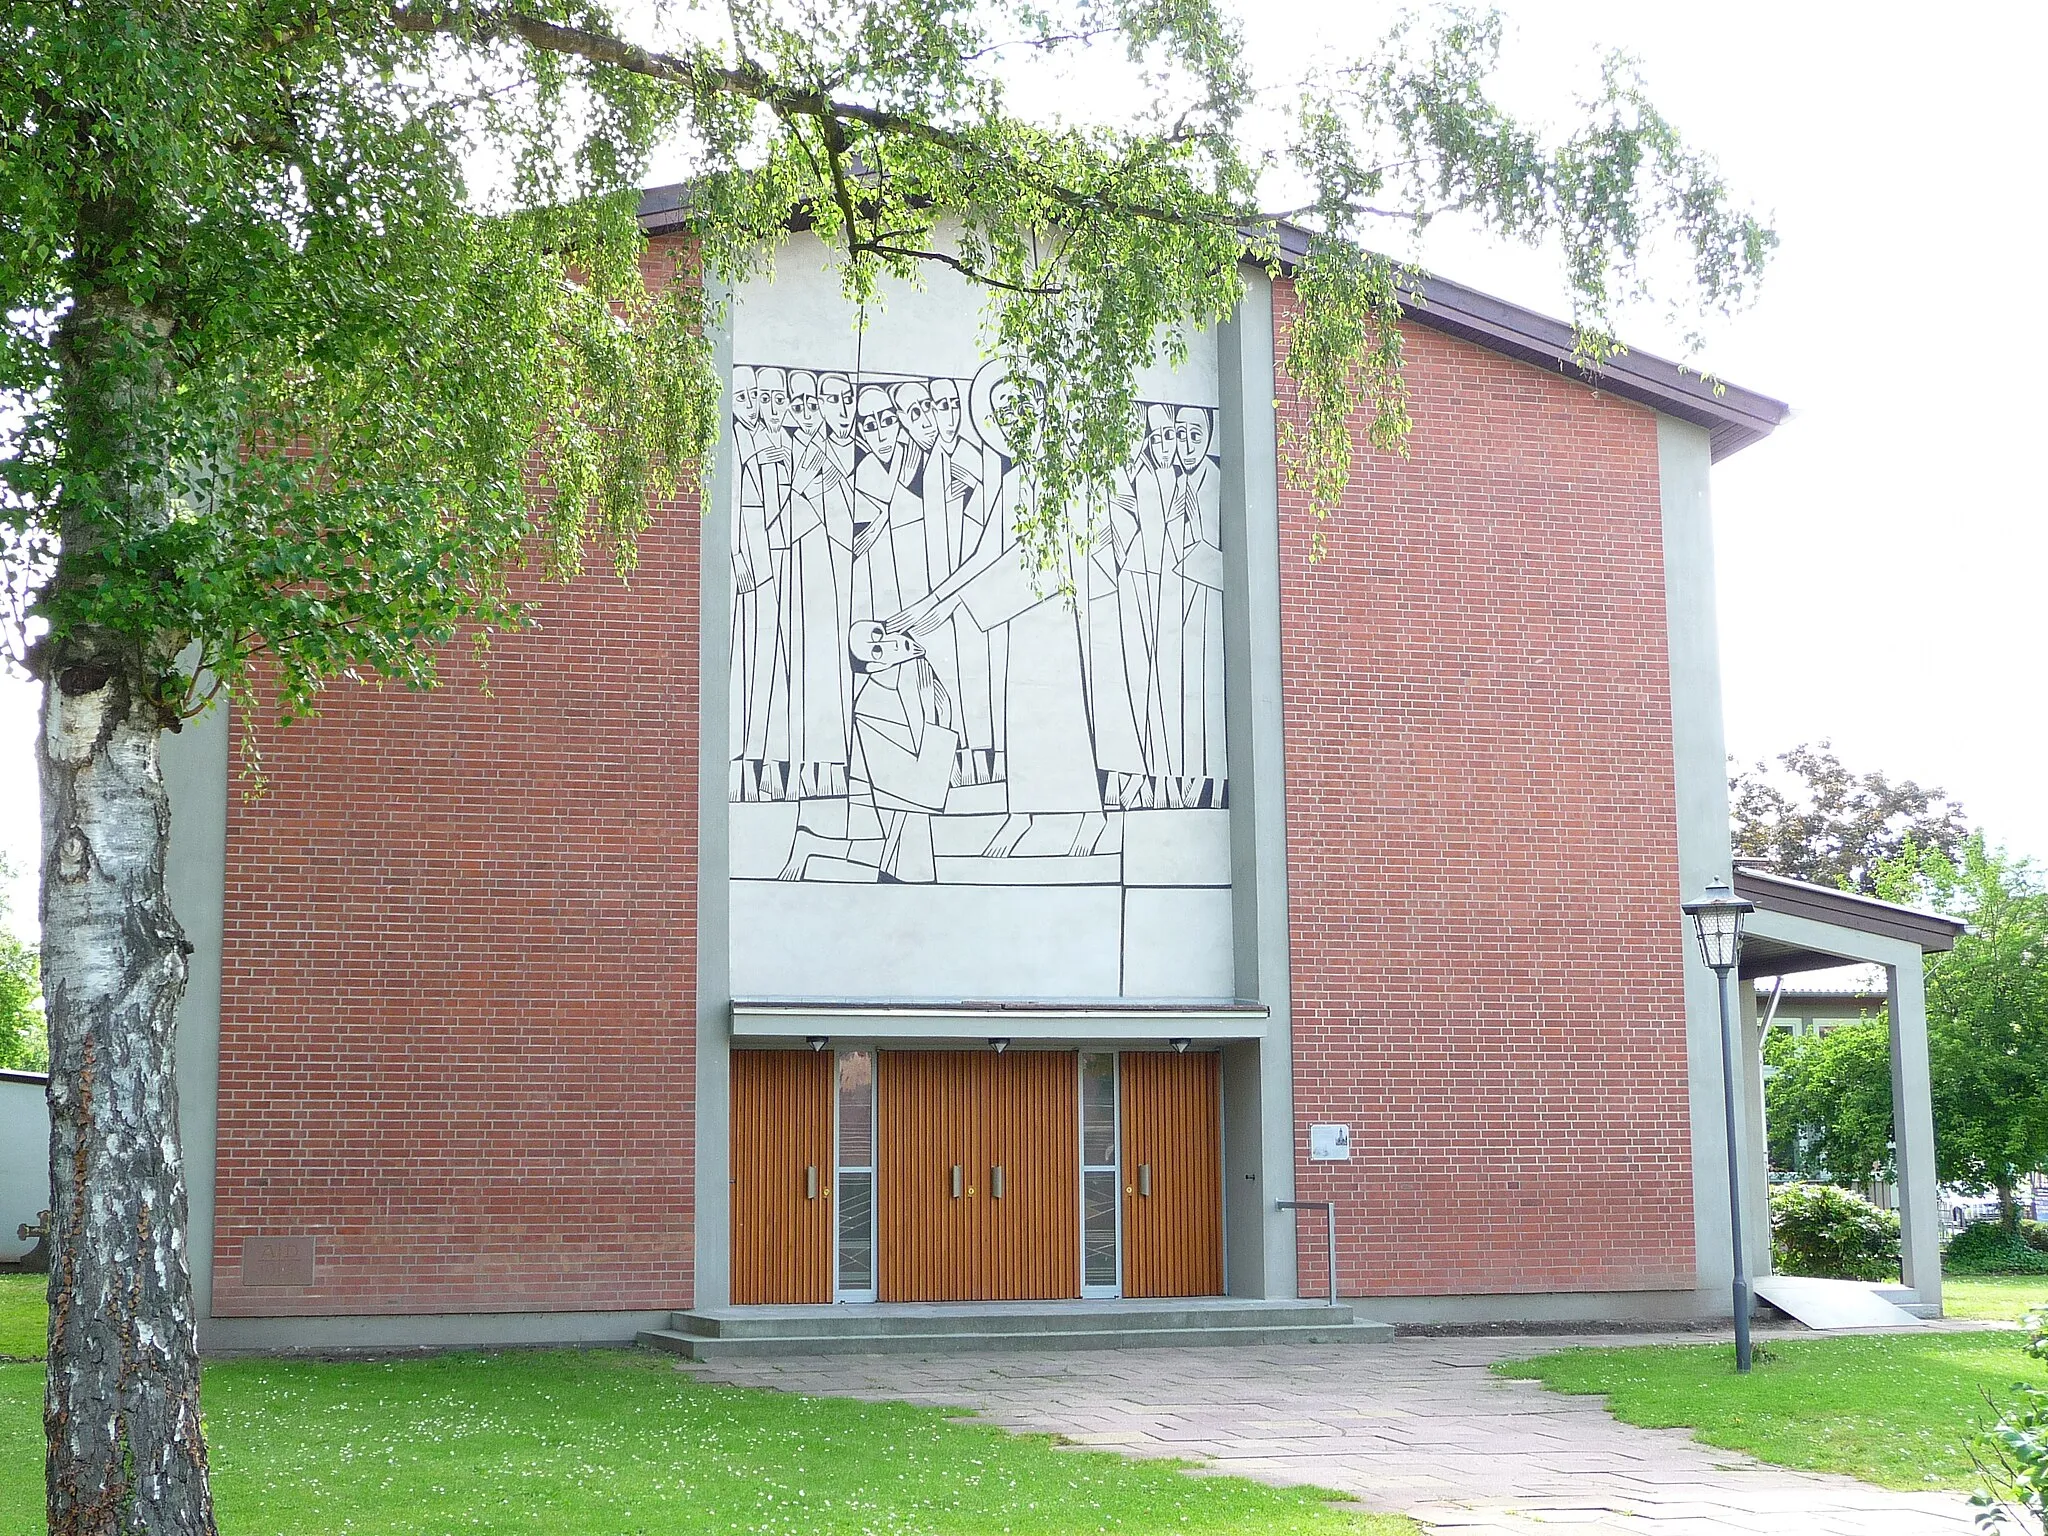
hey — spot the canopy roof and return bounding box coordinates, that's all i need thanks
[1734,868,1964,980]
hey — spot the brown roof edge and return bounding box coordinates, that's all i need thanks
[635,185,1790,460]
[1734,868,1966,954]
[1264,223,1787,459]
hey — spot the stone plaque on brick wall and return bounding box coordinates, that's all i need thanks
[241,1234,315,1287]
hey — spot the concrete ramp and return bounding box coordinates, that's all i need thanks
[1754,1275,1926,1330]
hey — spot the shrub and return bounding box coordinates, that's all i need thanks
[1948,1222,2048,1276]
[1770,1181,1900,1281]
[2024,1220,2048,1256]
[1971,1310,2048,1534]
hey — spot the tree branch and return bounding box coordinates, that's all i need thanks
[855,242,1066,295]
[387,4,1242,233]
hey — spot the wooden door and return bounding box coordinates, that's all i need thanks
[1120,1051,1224,1297]
[877,1050,1080,1301]
[876,1050,983,1301]
[982,1051,1081,1300]
[730,1049,833,1304]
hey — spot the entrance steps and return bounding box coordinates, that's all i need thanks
[638,1297,1394,1361]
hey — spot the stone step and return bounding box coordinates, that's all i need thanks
[669,1298,1358,1341]
[1871,1285,1943,1319]
[637,1316,1394,1361]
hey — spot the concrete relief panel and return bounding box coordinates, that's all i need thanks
[729,239,1231,1000]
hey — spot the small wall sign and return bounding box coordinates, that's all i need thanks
[241,1234,316,1288]
[1308,1123,1351,1161]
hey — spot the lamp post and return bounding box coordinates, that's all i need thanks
[1683,878,1758,1372]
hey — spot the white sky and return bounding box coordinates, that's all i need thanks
[3,0,2044,939]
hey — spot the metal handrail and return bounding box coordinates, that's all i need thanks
[1275,1199,1339,1306]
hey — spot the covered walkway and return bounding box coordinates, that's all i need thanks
[1732,868,1965,1312]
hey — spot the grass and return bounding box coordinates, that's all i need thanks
[0,1348,1412,1535]
[0,1275,40,1362]
[1497,1330,2048,1492]
[1942,1274,2048,1323]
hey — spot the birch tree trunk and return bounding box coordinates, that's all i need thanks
[37,278,217,1533]
[39,657,214,1534]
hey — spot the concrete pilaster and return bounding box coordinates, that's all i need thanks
[692,279,735,1311]
[163,678,229,1332]
[1736,981,1772,1278]
[1657,415,1738,1292]
[1218,266,1297,1300]
[1887,959,1943,1310]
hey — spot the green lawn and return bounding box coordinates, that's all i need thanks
[1941,1274,2048,1323]
[0,1349,1410,1535]
[0,1275,40,1362]
[1497,1330,2048,1492]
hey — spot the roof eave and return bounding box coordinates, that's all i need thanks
[1387,270,1786,460]
[635,185,1790,456]
[1734,868,1967,954]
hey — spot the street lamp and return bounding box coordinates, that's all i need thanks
[1683,878,1758,1372]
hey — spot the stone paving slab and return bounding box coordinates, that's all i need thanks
[678,1331,1983,1535]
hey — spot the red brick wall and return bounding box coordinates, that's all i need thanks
[211,240,702,1318]
[1275,280,1697,1298]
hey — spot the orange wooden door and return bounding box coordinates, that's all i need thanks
[729,1049,833,1304]
[983,1051,1080,1301]
[877,1051,1080,1301]
[1120,1051,1224,1298]
[877,1050,984,1301]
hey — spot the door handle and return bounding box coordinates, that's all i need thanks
[806,1165,818,1200]
[991,1164,1005,1200]
[951,1164,963,1199]
[1138,1162,1152,1198]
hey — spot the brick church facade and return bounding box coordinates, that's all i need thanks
[157,192,1896,1350]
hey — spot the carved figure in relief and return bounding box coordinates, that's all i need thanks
[731,365,785,797]
[1174,405,1226,792]
[731,356,1225,884]
[778,623,958,883]
[785,369,852,794]
[889,363,1105,859]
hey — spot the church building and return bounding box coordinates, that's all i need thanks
[152,190,1958,1352]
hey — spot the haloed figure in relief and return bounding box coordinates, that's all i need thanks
[732,356,1228,886]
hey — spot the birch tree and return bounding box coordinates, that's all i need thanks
[1,0,1771,1528]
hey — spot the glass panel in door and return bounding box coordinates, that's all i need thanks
[836,1050,876,1301]
[1080,1051,1121,1296]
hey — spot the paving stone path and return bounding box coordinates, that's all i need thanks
[682,1332,1981,1535]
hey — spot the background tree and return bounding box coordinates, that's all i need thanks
[1764,1017,1893,1184]
[2,0,1772,1527]
[0,858,45,1073]
[1730,740,1968,894]
[1764,836,2048,1230]
[1920,838,2048,1231]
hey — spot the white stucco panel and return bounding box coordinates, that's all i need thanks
[727,232,1232,1001]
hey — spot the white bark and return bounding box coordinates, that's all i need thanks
[39,661,214,1534]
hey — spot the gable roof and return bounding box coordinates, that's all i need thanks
[641,184,1789,460]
